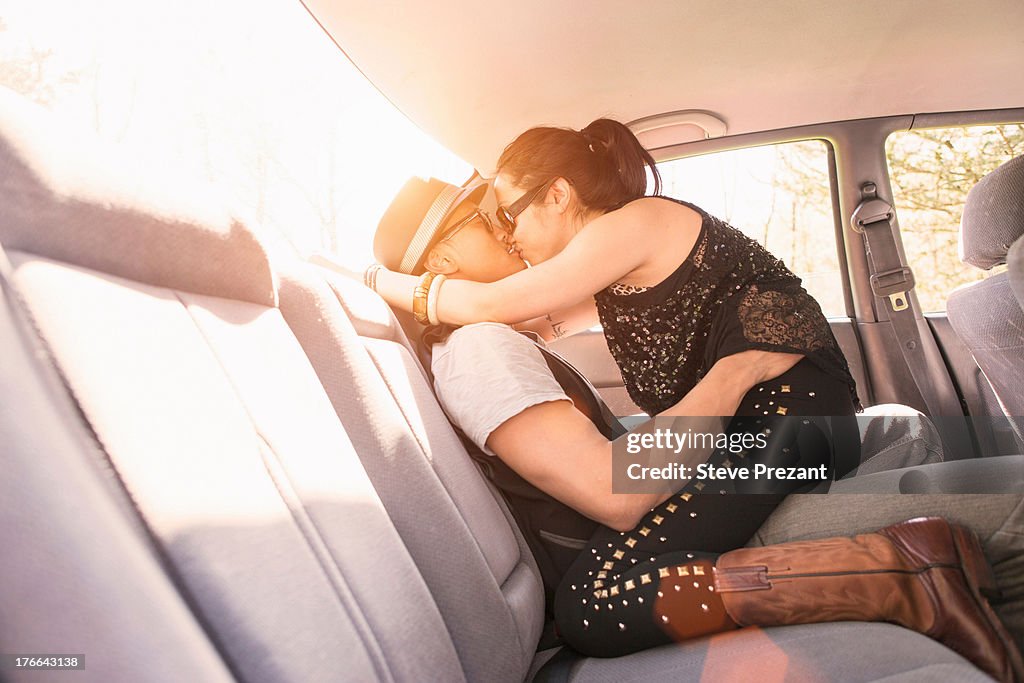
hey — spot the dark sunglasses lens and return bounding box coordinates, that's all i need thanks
[496,208,515,233]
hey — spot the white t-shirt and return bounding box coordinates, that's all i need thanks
[431,322,571,455]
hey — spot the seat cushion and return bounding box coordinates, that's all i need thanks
[552,623,988,682]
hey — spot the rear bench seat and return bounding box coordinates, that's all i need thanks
[275,263,545,682]
[0,90,464,682]
[0,89,1004,681]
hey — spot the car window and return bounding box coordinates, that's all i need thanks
[0,2,471,267]
[656,140,845,317]
[885,124,1024,312]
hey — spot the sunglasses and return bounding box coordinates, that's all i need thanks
[439,208,495,243]
[495,179,554,235]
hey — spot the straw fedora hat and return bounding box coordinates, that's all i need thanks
[374,177,487,275]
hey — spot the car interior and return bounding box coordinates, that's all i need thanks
[2,1,1024,681]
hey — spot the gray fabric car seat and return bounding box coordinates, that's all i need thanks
[0,88,996,682]
[0,87,467,683]
[947,154,1024,444]
[279,262,997,683]
[1,255,237,683]
[1009,231,1024,310]
[854,404,944,474]
[276,263,545,683]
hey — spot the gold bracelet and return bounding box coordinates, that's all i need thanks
[413,272,437,324]
[426,273,447,325]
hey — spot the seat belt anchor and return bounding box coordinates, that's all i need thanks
[852,183,914,311]
[850,183,894,234]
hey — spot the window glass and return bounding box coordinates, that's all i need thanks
[885,124,1023,312]
[0,1,471,267]
[657,140,845,317]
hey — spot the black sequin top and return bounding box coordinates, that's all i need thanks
[594,198,860,416]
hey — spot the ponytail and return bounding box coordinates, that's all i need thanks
[496,118,662,214]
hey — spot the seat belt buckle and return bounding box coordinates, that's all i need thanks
[870,267,915,312]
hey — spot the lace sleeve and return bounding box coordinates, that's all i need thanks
[736,285,830,352]
[716,283,861,411]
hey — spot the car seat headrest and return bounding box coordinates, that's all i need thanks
[0,87,276,307]
[960,154,1024,270]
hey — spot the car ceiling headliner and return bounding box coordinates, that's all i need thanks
[302,0,1024,171]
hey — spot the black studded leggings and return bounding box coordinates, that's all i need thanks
[553,358,859,658]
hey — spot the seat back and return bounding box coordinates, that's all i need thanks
[1009,234,1024,310]
[0,87,467,683]
[277,263,545,683]
[947,155,1024,442]
[0,255,237,683]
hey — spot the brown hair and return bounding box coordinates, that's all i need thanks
[495,118,662,214]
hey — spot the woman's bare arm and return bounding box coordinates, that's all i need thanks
[513,298,600,342]
[375,201,699,325]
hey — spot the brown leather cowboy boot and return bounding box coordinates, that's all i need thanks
[712,517,1023,683]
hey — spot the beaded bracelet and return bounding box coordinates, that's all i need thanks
[363,263,383,291]
[426,273,447,326]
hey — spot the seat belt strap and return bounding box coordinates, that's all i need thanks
[519,331,629,439]
[851,182,964,421]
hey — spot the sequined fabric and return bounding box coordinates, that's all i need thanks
[594,198,860,415]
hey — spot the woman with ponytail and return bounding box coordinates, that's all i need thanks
[366,121,1022,677]
[372,118,859,444]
